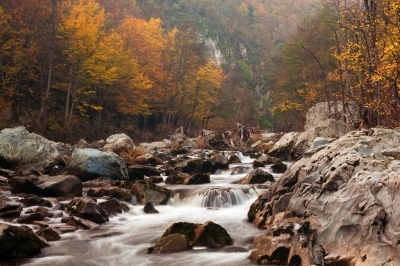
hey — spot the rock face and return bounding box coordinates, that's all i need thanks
[248,128,400,265]
[0,223,49,259]
[10,175,82,197]
[66,148,129,181]
[0,127,62,170]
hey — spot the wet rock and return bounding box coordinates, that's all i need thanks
[34,206,53,218]
[87,187,131,202]
[65,197,108,224]
[10,175,82,197]
[239,169,274,184]
[66,148,129,181]
[165,172,190,185]
[36,227,61,241]
[127,169,145,181]
[160,221,232,250]
[165,157,206,175]
[0,126,62,170]
[228,155,241,164]
[0,167,18,178]
[0,194,22,218]
[131,180,171,205]
[184,173,210,185]
[148,233,190,254]
[0,223,49,259]
[128,165,161,177]
[210,153,229,172]
[253,155,281,167]
[0,176,9,191]
[143,202,159,214]
[62,216,100,230]
[99,198,129,215]
[14,212,44,224]
[146,176,164,184]
[271,162,287,173]
[230,166,253,175]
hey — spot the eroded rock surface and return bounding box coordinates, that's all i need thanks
[248,128,400,265]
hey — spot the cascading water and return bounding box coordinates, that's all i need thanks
[170,187,262,208]
[6,152,287,266]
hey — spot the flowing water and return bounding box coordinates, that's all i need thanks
[3,152,286,266]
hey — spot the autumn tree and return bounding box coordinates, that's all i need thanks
[269,5,339,131]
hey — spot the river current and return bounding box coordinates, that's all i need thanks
[4,152,286,266]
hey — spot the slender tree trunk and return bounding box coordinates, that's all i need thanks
[37,0,56,126]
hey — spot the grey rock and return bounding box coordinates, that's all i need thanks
[0,126,62,170]
[66,148,129,181]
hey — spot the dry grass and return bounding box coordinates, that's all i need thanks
[119,147,163,165]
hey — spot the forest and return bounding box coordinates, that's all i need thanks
[0,0,399,142]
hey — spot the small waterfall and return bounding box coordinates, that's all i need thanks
[170,187,260,208]
[235,152,253,163]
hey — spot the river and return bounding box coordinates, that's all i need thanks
[4,152,285,266]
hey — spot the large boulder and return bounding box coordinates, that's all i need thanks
[102,133,135,153]
[304,101,360,131]
[10,175,82,197]
[248,128,400,265]
[0,223,49,259]
[131,180,171,205]
[0,127,62,170]
[66,148,129,181]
